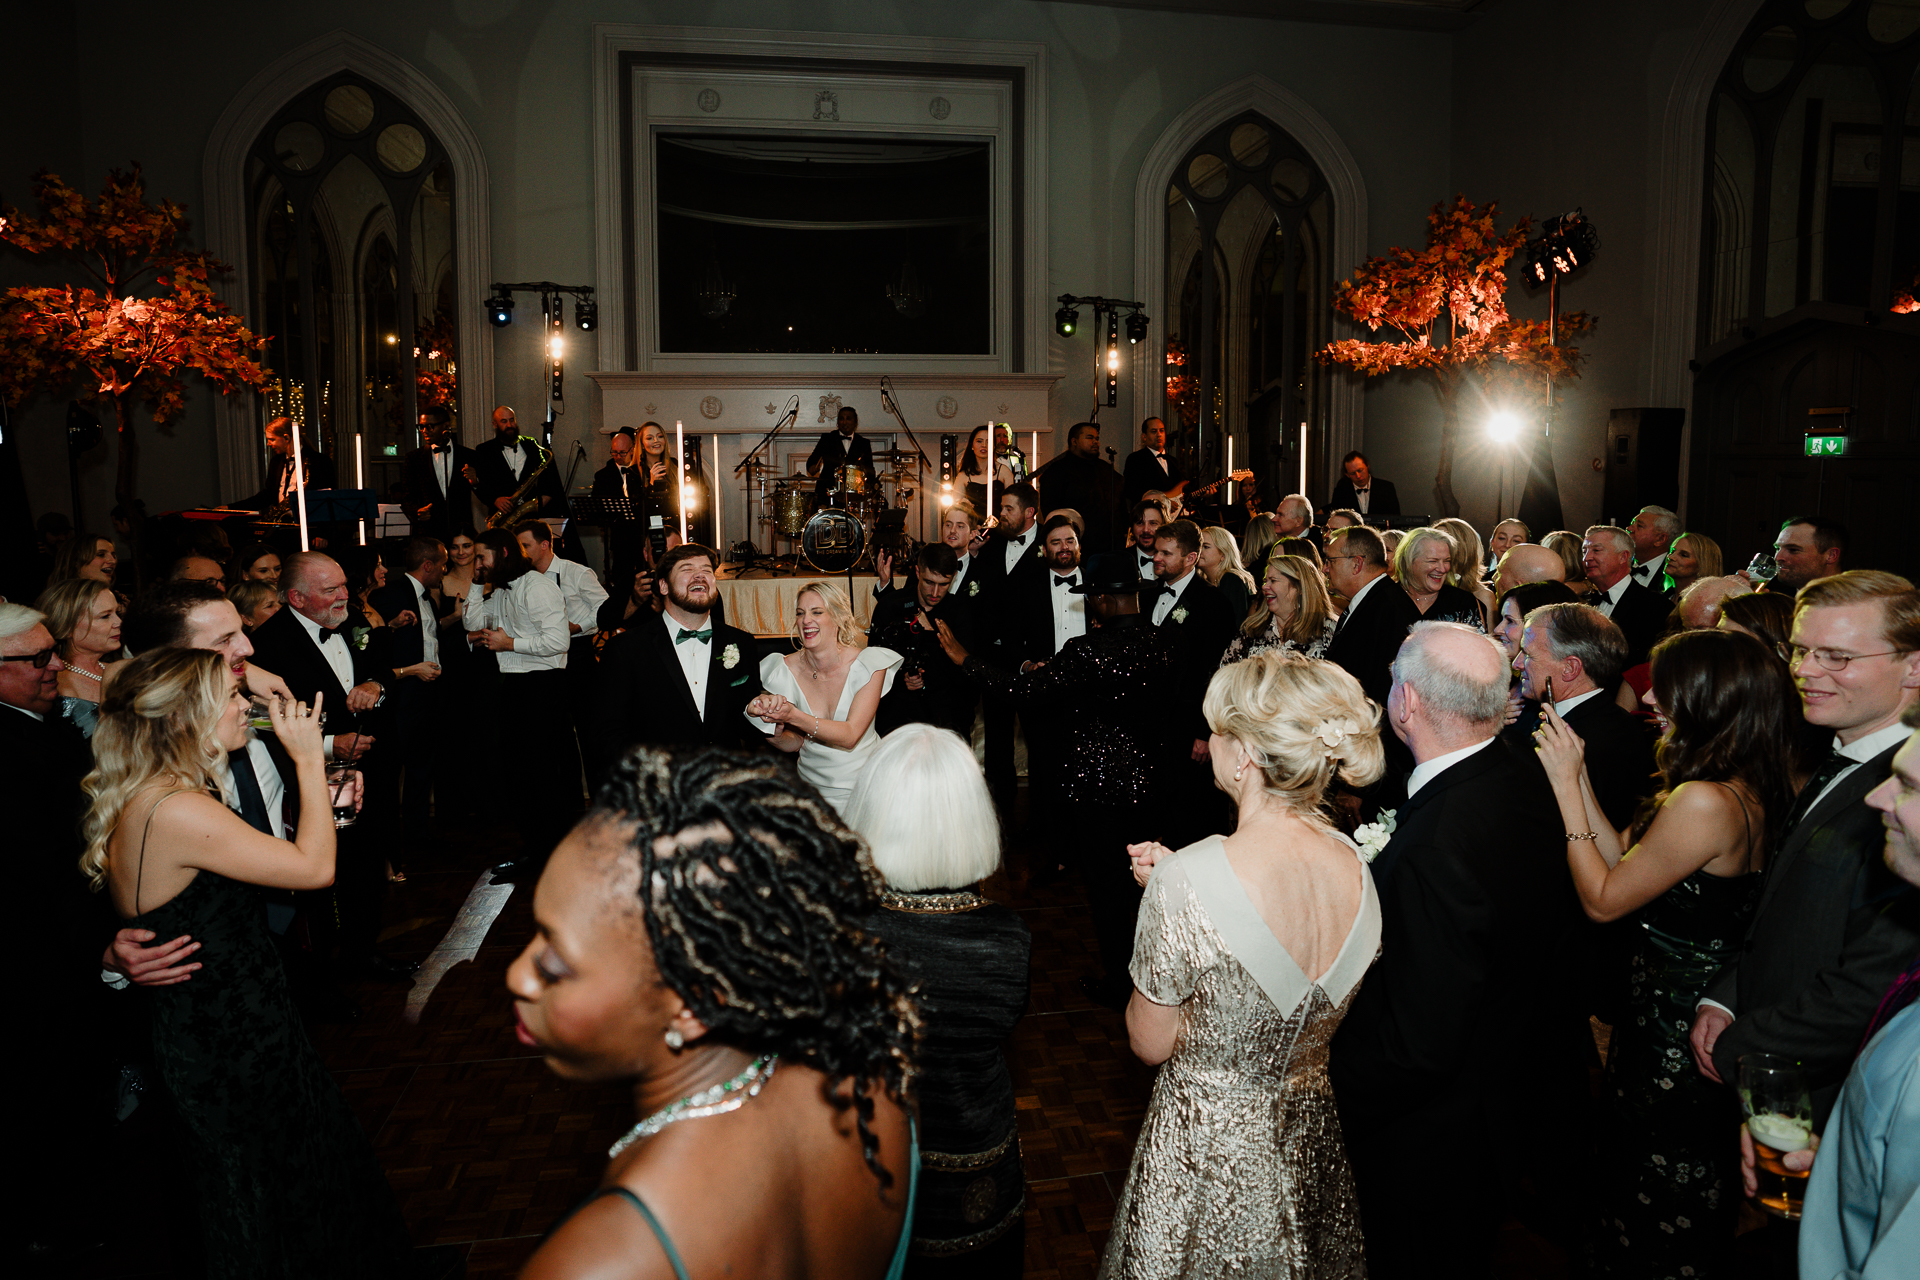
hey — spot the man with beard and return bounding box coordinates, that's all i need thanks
[1765,515,1847,594]
[473,404,567,524]
[1035,422,1123,552]
[870,542,977,738]
[1126,498,1167,585]
[586,543,763,782]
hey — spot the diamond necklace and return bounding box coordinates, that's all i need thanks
[607,1053,778,1159]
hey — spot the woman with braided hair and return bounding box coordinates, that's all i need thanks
[513,745,922,1280]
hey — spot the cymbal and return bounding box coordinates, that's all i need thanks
[738,458,780,473]
[869,448,922,463]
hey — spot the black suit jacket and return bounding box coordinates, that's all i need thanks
[1328,476,1400,517]
[240,452,337,512]
[1325,576,1423,710]
[969,529,1049,649]
[870,591,980,739]
[1705,738,1920,1120]
[9,706,103,971]
[807,432,875,503]
[585,614,764,782]
[247,606,387,740]
[1152,574,1239,743]
[1005,562,1090,664]
[1598,578,1672,668]
[403,444,478,542]
[1503,692,1657,831]
[472,434,566,517]
[1121,447,1186,507]
[1034,452,1124,553]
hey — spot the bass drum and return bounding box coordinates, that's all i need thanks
[802,508,868,574]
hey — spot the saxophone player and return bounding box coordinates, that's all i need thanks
[473,405,566,525]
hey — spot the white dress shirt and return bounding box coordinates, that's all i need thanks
[543,556,609,637]
[950,552,972,596]
[1049,566,1088,652]
[465,574,570,672]
[1405,736,1496,801]
[1354,486,1371,514]
[1152,568,1197,625]
[1633,553,1668,589]
[1134,546,1158,581]
[1552,687,1605,719]
[665,610,713,720]
[213,735,287,838]
[407,572,438,666]
[1002,527,1035,574]
[502,439,526,477]
[292,607,357,695]
[1151,449,1169,475]
[434,449,453,496]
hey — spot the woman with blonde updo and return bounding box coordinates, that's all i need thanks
[82,648,410,1277]
[1103,651,1385,1278]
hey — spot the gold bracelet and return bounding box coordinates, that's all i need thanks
[1566,831,1598,842]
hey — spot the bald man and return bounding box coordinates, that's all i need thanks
[1333,621,1590,1279]
[1677,576,1751,631]
[1492,542,1568,596]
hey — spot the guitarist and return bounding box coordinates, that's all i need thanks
[474,405,567,527]
[405,406,480,541]
[1121,417,1187,508]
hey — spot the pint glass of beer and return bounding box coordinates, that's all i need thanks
[1739,1053,1814,1219]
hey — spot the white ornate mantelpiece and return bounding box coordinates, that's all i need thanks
[586,371,1062,554]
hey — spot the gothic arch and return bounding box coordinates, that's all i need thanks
[201,29,493,498]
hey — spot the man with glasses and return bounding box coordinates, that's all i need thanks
[1691,570,1920,1127]
[1324,523,1421,709]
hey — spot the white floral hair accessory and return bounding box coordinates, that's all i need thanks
[1313,719,1351,755]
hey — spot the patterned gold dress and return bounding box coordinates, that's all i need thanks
[1100,835,1380,1280]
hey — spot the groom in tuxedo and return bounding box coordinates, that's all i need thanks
[586,543,763,783]
[1330,622,1591,1278]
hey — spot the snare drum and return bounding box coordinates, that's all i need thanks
[802,508,868,574]
[773,487,813,536]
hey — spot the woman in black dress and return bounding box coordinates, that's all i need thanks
[1393,526,1486,631]
[80,648,410,1278]
[845,724,1030,1277]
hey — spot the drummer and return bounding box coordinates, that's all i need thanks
[805,404,875,507]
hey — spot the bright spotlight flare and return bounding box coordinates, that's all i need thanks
[1488,411,1522,443]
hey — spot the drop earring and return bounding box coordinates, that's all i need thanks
[664,1028,684,1051]
[1233,764,1245,782]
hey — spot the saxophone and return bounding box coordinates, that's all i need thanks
[486,437,554,530]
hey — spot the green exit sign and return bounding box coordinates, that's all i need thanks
[1805,435,1848,457]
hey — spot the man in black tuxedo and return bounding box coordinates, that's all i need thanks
[1331,621,1592,1278]
[805,404,875,506]
[998,514,1088,846]
[404,407,478,543]
[1149,518,1240,843]
[1327,450,1400,518]
[870,542,977,739]
[1123,497,1167,586]
[237,416,335,512]
[1324,524,1422,710]
[1693,571,1920,1124]
[1582,524,1671,666]
[972,482,1048,810]
[585,543,763,783]
[472,404,566,525]
[1034,422,1124,553]
[591,426,647,589]
[1120,416,1186,509]
[247,552,410,981]
[367,537,448,831]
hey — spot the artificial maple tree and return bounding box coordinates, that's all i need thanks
[1315,195,1595,517]
[0,164,272,552]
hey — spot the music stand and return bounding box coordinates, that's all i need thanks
[570,495,645,582]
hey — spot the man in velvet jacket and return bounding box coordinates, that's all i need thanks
[585,543,763,784]
[1331,622,1592,1280]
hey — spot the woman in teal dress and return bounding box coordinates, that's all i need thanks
[34,576,124,737]
[1535,626,1798,1279]
[81,649,411,1278]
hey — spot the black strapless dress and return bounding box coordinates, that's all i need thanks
[128,870,410,1278]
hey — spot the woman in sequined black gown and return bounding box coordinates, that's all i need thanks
[1534,628,1796,1280]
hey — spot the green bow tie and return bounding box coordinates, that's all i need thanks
[675,627,713,645]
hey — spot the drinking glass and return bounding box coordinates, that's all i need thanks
[1746,552,1779,582]
[1739,1053,1814,1219]
[325,762,358,829]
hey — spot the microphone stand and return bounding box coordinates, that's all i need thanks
[877,376,936,545]
[735,395,801,571]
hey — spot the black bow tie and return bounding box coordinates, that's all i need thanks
[1010,533,1028,546]
[1054,574,1078,587]
[431,443,451,454]
[1152,451,1164,458]
[319,625,343,640]
[1354,486,1368,494]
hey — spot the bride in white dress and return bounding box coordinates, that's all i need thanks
[745,581,901,812]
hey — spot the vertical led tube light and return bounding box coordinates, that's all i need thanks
[291,425,311,552]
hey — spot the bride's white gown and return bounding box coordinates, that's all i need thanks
[747,647,902,812]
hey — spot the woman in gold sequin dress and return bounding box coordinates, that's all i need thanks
[1101,652,1384,1280]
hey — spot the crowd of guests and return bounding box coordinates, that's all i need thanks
[8,420,1915,1280]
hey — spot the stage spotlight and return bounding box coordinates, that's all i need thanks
[575,297,597,331]
[485,290,514,327]
[1488,411,1521,442]
[1523,209,1600,286]
[1126,310,1149,344]
[1055,304,1080,337]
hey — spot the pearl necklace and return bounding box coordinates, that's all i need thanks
[66,660,104,683]
[607,1054,778,1159]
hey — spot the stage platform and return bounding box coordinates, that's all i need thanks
[715,564,892,637]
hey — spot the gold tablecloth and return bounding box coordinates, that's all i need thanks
[715,571,884,637]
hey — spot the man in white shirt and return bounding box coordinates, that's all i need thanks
[467,529,576,880]
[1692,571,1920,1120]
[1038,514,1087,657]
[514,521,608,639]
[1628,505,1680,591]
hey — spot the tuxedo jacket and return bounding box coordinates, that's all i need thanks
[1328,476,1400,517]
[585,615,765,783]
[807,432,875,503]
[1599,578,1672,667]
[1152,574,1240,743]
[8,707,105,972]
[1003,560,1089,665]
[1121,447,1186,507]
[247,605,388,740]
[870,591,980,739]
[968,530,1049,652]
[403,443,478,542]
[240,452,337,512]
[1034,453,1124,553]
[1503,693,1657,831]
[1705,739,1920,1118]
[1325,577,1423,710]
[472,434,567,516]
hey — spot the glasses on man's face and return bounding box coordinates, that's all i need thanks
[1787,645,1910,673]
[2,648,56,669]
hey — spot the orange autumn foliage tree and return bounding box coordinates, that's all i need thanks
[1315,196,1595,517]
[0,164,272,525]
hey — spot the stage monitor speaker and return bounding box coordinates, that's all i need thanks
[1603,408,1685,525]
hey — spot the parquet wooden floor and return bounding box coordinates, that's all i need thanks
[60,801,1799,1279]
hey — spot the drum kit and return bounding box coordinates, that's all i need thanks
[743,448,923,575]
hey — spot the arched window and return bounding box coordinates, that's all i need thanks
[1164,113,1331,491]
[247,75,459,495]
[1700,1,1920,348]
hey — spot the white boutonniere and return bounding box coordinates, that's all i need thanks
[1171,605,1189,624]
[349,626,371,652]
[1353,809,1397,863]
[968,580,980,598]
[722,643,741,670]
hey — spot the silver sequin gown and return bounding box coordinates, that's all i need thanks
[1101,835,1381,1280]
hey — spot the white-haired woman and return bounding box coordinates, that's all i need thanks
[746,581,901,812]
[847,725,1030,1277]
[1394,526,1486,631]
[1102,652,1384,1279]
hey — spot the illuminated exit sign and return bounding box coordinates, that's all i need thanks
[1805,435,1848,457]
